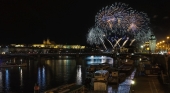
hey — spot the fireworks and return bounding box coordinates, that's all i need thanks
[87,2,154,49]
[127,11,150,35]
[95,2,131,32]
[86,26,105,45]
[86,26,108,50]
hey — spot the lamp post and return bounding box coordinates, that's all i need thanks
[141,45,143,53]
[131,79,135,93]
[157,43,160,53]
[167,36,169,53]
[156,43,159,53]
[160,42,162,53]
[162,40,165,52]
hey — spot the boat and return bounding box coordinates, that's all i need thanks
[86,63,111,72]
[97,63,110,70]
[85,63,111,87]
[44,83,85,93]
[93,70,109,92]
[85,72,94,79]
[85,59,134,90]
[94,70,109,81]
[118,59,134,75]
[108,69,126,84]
[86,64,99,72]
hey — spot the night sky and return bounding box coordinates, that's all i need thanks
[1,0,170,45]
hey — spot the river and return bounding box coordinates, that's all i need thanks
[0,56,113,93]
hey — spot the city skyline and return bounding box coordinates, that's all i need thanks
[1,0,170,45]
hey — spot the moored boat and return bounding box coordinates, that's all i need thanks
[86,63,111,73]
[93,70,109,91]
[94,70,109,81]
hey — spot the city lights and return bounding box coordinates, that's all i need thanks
[156,36,170,54]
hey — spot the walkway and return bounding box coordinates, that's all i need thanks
[132,76,170,93]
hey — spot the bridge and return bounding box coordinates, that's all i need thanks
[0,52,166,72]
[0,52,157,59]
[0,52,115,58]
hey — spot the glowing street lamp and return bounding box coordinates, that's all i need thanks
[141,45,143,53]
[167,36,169,52]
[131,79,135,85]
[131,79,135,92]
[160,42,162,44]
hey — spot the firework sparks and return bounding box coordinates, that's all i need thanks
[95,2,131,32]
[86,27,105,45]
[87,2,154,51]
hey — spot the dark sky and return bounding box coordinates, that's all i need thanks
[0,0,170,45]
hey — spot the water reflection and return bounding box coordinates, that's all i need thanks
[0,56,114,93]
[44,59,76,86]
[76,65,82,85]
[5,69,9,92]
[37,66,46,92]
[20,68,23,86]
[0,71,2,92]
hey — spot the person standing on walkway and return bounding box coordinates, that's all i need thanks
[34,83,40,93]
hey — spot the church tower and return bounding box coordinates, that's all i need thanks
[149,35,156,53]
[43,39,46,44]
[47,38,51,44]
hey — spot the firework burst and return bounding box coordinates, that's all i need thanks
[86,26,105,45]
[127,10,150,35]
[87,2,154,49]
[95,2,131,32]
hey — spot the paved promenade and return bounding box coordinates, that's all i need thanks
[132,76,170,93]
[107,69,170,93]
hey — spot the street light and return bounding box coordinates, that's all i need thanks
[161,41,165,52]
[167,36,169,52]
[131,79,135,85]
[131,79,135,92]
[141,45,143,53]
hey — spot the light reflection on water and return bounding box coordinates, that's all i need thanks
[0,56,113,93]
[20,68,23,87]
[86,56,113,66]
[0,71,2,92]
[5,69,9,92]
[76,65,82,85]
[37,66,46,92]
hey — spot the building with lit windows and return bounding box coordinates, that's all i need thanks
[0,38,86,54]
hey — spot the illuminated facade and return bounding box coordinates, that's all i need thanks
[0,39,86,54]
[10,38,85,49]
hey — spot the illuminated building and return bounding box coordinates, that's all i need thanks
[0,38,86,54]
[10,38,85,49]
